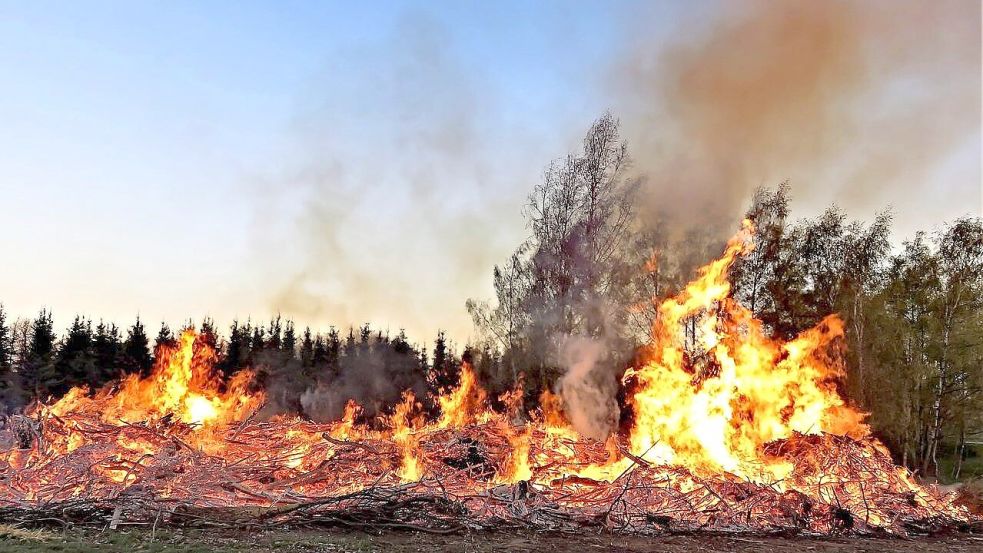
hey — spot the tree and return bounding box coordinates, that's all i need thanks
[326,327,341,370]
[0,305,11,372]
[122,317,153,376]
[197,317,219,357]
[251,324,266,355]
[466,249,530,381]
[282,320,297,359]
[923,218,983,475]
[220,320,249,375]
[731,183,791,319]
[430,331,457,392]
[312,334,327,368]
[862,218,983,476]
[92,320,122,385]
[0,305,18,409]
[469,113,640,398]
[524,112,637,342]
[21,309,56,398]
[53,316,94,396]
[300,327,314,370]
[267,315,283,351]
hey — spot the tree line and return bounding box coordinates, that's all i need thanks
[0,310,472,423]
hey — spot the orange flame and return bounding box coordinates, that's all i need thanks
[436,361,488,429]
[44,328,264,447]
[387,391,424,482]
[624,220,868,481]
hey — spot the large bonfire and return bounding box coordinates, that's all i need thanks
[0,222,973,535]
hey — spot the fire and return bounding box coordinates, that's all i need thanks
[496,423,532,483]
[44,329,264,432]
[624,220,867,481]
[1,221,972,535]
[329,399,363,440]
[437,361,488,429]
[388,391,424,482]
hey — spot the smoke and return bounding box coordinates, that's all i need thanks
[615,0,981,236]
[556,336,621,441]
[299,366,428,424]
[253,13,542,343]
[296,339,429,423]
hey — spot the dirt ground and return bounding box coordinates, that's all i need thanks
[0,526,980,553]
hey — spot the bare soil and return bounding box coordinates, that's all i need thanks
[0,526,981,553]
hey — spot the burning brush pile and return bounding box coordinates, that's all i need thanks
[0,223,975,536]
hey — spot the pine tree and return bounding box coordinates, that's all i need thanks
[343,327,356,359]
[300,327,314,369]
[327,327,341,369]
[0,305,15,407]
[92,320,122,385]
[198,317,219,355]
[22,308,56,399]
[357,324,371,359]
[154,322,176,353]
[431,331,455,391]
[54,316,94,396]
[221,320,248,374]
[251,324,266,355]
[282,320,297,358]
[122,317,153,376]
[312,334,327,367]
[267,315,282,351]
[0,305,10,371]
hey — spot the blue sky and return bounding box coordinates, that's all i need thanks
[0,1,978,344]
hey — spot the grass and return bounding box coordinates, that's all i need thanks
[937,445,983,484]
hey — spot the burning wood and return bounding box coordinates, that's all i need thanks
[0,223,974,536]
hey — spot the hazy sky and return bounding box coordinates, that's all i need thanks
[0,1,979,346]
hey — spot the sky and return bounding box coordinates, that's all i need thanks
[0,1,980,346]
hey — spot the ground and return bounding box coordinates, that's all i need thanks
[0,526,980,553]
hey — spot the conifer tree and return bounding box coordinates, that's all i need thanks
[122,317,153,376]
[267,315,282,351]
[0,305,10,371]
[312,334,327,368]
[92,320,122,384]
[22,309,56,398]
[282,320,297,358]
[154,322,176,356]
[251,324,266,354]
[222,320,248,374]
[326,327,341,369]
[54,316,94,395]
[300,327,314,369]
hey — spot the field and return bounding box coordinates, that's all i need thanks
[0,526,982,553]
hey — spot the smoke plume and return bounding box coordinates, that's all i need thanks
[615,0,980,235]
[556,336,621,441]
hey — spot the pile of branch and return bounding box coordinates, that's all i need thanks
[0,413,975,536]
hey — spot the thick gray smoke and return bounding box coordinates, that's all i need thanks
[556,336,621,441]
[299,364,428,424]
[298,345,428,423]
